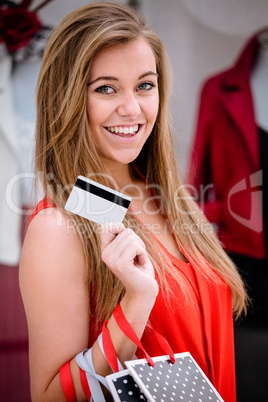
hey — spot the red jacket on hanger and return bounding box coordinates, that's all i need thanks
[188,29,267,259]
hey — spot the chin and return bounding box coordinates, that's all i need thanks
[113,149,143,164]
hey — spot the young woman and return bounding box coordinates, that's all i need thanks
[19,3,247,401]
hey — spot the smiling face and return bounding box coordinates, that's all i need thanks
[87,36,159,172]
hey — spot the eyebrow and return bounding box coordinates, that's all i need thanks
[88,71,158,86]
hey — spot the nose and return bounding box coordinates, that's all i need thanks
[116,91,141,117]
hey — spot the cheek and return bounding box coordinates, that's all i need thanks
[87,100,101,126]
[87,98,113,126]
[146,95,159,123]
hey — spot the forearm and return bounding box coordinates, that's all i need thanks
[92,291,157,376]
[31,359,86,402]
[35,292,156,401]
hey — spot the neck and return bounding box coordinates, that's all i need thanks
[102,161,136,189]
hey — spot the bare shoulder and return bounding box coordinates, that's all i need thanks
[25,207,82,249]
[20,208,86,291]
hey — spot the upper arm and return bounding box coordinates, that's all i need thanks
[19,209,89,398]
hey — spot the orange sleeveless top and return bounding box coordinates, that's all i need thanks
[30,197,236,402]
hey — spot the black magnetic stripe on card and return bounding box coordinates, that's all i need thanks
[75,178,131,209]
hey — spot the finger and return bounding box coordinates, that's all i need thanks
[101,230,138,265]
[134,247,148,267]
[102,232,148,270]
[100,222,125,249]
[102,228,144,260]
[100,222,125,235]
[118,244,149,270]
[122,228,146,249]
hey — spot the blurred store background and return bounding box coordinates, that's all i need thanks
[0,0,268,400]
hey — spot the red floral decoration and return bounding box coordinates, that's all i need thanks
[0,0,53,52]
[0,8,41,52]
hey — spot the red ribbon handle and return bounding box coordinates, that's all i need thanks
[113,305,155,367]
[146,322,175,364]
[102,320,120,372]
[60,360,77,402]
[113,304,175,366]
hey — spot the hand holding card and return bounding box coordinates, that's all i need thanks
[65,176,158,299]
[101,226,158,299]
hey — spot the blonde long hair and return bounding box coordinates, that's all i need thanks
[35,2,247,327]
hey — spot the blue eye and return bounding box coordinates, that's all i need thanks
[138,82,155,91]
[95,85,115,94]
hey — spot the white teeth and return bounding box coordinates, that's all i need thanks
[106,125,140,135]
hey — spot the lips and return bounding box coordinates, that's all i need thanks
[105,124,142,137]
